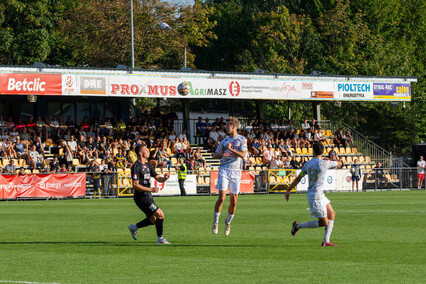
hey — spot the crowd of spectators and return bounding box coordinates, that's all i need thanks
[0,111,358,176]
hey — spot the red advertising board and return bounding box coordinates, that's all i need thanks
[0,173,86,199]
[0,73,62,95]
[210,171,255,194]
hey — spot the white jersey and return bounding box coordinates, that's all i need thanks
[215,134,247,170]
[418,160,426,174]
[301,158,337,199]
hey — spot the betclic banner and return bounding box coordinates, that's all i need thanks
[0,73,62,95]
[0,173,86,199]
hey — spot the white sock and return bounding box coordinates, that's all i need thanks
[298,220,319,229]
[225,213,234,225]
[323,220,334,243]
[213,212,221,224]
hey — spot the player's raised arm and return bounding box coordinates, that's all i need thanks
[285,172,305,202]
[155,173,170,183]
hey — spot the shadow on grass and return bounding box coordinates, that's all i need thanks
[0,241,268,248]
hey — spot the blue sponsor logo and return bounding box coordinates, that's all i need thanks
[327,176,333,184]
[338,83,370,92]
[301,177,306,184]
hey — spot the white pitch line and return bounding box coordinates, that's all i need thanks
[0,281,68,284]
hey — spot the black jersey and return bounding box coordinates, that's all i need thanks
[131,160,158,199]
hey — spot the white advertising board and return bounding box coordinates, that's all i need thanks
[151,174,197,196]
[296,169,337,193]
[61,73,412,101]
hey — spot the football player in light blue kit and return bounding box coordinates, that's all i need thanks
[285,142,343,246]
[212,117,247,236]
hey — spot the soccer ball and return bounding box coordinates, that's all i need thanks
[350,168,355,174]
[178,82,191,96]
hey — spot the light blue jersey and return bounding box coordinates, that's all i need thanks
[215,135,247,170]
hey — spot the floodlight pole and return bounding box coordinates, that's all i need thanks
[130,0,135,69]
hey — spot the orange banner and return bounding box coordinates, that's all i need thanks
[0,173,86,199]
[210,171,255,194]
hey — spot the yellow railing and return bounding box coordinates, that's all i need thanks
[268,169,297,193]
[117,172,133,196]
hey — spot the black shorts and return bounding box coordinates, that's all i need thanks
[134,196,159,218]
[352,176,360,182]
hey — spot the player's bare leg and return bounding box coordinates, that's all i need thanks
[224,193,238,236]
[321,203,338,246]
[212,190,226,234]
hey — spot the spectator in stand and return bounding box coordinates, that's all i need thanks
[270,119,279,133]
[194,147,206,168]
[328,146,337,160]
[269,155,283,169]
[301,118,310,130]
[34,136,45,156]
[251,138,261,157]
[65,116,75,130]
[351,159,362,192]
[67,135,78,156]
[5,159,16,173]
[203,118,212,143]
[9,126,19,142]
[262,144,275,166]
[311,119,319,131]
[345,130,355,148]
[195,117,205,141]
[290,156,301,169]
[34,116,44,132]
[178,129,187,141]
[168,130,177,143]
[15,118,26,133]
[333,128,347,149]
[64,129,72,141]
[80,116,90,131]
[50,156,60,173]
[14,137,27,159]
[313,127,328,145]
[300,157,307,167]
[58,116,67,131]
[372,162,388,189]
[217,126,226,142]
[18,167,25,175]
[417,156,425,189]
[50,115,59,130]
[26,116,36,134]
[27,144,44,171]
[6,116,15,130]
[149,146,166,170]
[208,125,219,150]
[128,144,138,163]
[159,145,173,170]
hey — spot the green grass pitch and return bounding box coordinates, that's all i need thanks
[0,191,425,283]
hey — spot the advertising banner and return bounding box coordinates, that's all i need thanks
[336,169,363,192]
[373,83,411,100]
[59,74,411,101]
[0,73,62,95]
[210,171,255,194]
[0,173,86,199]
[296,169,336,193]
[151,174,197,196]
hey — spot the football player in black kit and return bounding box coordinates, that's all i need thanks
[128,144,171,244]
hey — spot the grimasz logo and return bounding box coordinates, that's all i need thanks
[111,84,177,96]
[179,82,227,96]
[8,78,46,91]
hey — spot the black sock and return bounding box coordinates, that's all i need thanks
[136,218,153,229]
[155,218,164,237]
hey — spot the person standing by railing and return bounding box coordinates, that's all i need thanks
[417,156,425,189]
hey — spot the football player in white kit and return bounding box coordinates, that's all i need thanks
[211,117,247,236]
[285,142,343,246]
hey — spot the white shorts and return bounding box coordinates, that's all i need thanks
[307,196,330,219]
[215,168,241,195]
